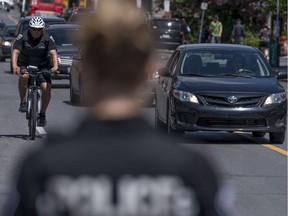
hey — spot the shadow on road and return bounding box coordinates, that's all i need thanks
[0,134,43,141]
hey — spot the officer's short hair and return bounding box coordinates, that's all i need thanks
[81,0,153,100]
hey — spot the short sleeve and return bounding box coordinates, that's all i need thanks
[47,35,57,51]
[13,34,24,51]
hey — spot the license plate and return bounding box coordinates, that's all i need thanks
[162,34,170,39]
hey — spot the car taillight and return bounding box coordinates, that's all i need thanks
[180,31,184,39]
[55,7,61,13]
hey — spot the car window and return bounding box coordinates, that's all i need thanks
[40,0,53,3]
[19,19,66,34]
[150,20,181,30]
[180,50,271,77]
[47,28,80,46]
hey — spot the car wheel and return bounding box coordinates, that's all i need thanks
[269,132,285,144]
[167,104,184,136]
[252,132,266,137]
[155,106,166,132]
[69,77,79,104]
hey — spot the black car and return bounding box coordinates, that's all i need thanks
[45,24,80,79]
[10,16,67,72]
[155,44,287,144]
[0,24,16,61]
[149,18,185,50]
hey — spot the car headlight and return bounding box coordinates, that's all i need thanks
[0,41,11,46]
[173,90,199,104]
[263,92,287,106]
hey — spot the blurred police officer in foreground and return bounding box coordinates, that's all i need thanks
[5,0,236,215]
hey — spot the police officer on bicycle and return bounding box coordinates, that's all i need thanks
[12,16,58,127]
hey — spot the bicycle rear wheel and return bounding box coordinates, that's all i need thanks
[29,91,38,140]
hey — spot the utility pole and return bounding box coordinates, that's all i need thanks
[198,1,208,43]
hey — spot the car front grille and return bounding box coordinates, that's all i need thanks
[196,117,267,128]
[197,93,266,107]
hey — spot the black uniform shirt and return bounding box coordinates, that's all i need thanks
[13,30,57,67]
[10,117,235,216]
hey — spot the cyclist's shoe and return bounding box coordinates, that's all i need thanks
[19,102,27,113]
[37,113,46,127]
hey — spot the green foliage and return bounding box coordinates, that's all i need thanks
[243,30,259,48]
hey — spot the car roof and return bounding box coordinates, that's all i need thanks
[20,16,66,22]
[179,43,258,52]
[45,23,80,29]
[150,17,181,22]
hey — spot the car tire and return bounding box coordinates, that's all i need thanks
[155,106,166,132]
[269,132,285,144]
[167,104,184,136]
[69,77,79,104]
[252,132,266,137]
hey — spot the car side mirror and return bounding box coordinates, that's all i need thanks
[277,71,287,79]
[158,67,171,77]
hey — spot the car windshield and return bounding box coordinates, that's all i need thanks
[21,20,65,33]
[180,50,272,77]
[47,28,80,46]
[5,26,16,36]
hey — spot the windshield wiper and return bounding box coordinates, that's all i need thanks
[219,73,256,78]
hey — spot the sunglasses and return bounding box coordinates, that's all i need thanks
[31,28,43,32]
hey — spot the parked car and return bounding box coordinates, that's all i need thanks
[45,24,80,79]
[155,44,287,144]
[68,9,93,24]
[0,24,16,61]
[0,0,14,11]
[148,17,185,50]
[10,16,67,73]
[0,21,6,31]
[70,47,159,107]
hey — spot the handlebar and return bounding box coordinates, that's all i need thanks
[23,66,59,76]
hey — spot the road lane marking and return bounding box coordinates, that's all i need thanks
[234,131,288,156]
[261,144,288,156]
[36,127,47,136]
[7,14,18,24]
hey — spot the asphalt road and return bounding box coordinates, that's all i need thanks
[0,8,287,216]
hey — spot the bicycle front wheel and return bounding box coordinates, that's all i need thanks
[29,91,38,140]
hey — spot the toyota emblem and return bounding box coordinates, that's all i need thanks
[228,96,238,104]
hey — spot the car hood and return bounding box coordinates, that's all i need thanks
[57,45,79,56]
[176,76,284,94]
[1,36,13,41]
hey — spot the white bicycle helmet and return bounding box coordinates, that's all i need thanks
[29,16,45,28]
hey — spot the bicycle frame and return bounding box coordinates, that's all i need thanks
[25,65,49,140]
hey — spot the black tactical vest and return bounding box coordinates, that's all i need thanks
[18,30,51,67]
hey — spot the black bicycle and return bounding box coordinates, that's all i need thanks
[24,66,50,140]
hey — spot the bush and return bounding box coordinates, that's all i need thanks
[244,30,259,48]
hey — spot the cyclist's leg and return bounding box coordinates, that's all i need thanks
[37,72,52,113]
[18,64,30,112]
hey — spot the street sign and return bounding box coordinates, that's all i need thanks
[201,2,208,10]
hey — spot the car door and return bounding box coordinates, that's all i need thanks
[157,49,181,122]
